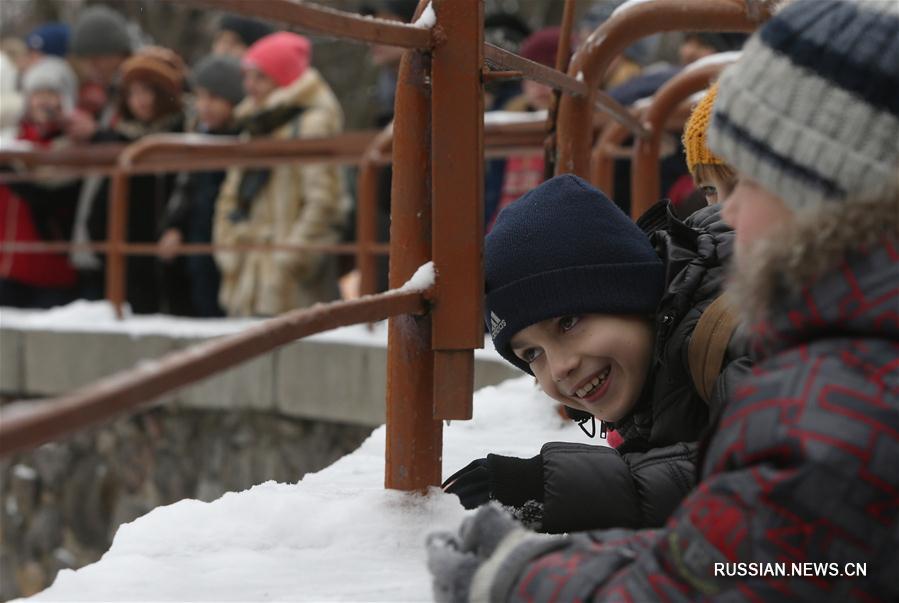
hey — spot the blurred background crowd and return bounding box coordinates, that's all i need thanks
[0,0,746,318]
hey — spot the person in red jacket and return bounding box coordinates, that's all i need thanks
[426,1,899,600]
[0,57,80,308]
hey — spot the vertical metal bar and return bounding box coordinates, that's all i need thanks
[430,0,483,420]
[356,157,379,297]
[384,48,440,491]
[544,0,578,178]
[105,170,129,319]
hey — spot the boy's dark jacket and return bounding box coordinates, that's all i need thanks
[455,191,899,601]
[447,201,751,533]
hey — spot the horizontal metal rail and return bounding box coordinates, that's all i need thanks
[483,44,648,140]
[0,288,429,458]
[165,0,433,48]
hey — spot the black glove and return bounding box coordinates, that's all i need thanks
[442,458,490,509]
[443,454,544,510]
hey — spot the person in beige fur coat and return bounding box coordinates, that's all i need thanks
[214,32,348,316]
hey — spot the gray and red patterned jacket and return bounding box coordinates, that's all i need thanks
[466,192,899,601]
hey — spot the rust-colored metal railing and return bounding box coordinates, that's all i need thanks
[557,0,770,178]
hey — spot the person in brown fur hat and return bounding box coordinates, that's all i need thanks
[86,46,189,315]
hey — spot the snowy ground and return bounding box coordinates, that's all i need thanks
[18,373,595,601]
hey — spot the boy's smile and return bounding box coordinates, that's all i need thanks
[510,314,654,423]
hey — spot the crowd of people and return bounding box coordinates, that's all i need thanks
[0,5,348,316]
[0,1,747,317]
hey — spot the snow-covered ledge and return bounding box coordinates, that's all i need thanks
[0,301,517,426]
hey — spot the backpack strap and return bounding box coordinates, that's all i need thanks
[688,294,740,404]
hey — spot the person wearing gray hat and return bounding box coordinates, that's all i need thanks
[191,54,245,107]
[70,5,132,58]
[156,54,245,317]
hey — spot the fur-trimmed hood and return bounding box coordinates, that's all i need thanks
[726,190,899,357]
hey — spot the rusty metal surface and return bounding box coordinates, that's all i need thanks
[558,0,770,176]
[429,0,482,420]
[485,43,587,98]
[384,42,441,491]
[105,172,129,319]
[356,125,394,296]
[0,289,428,458]
[171,0,432,48]
[631,61,730,217]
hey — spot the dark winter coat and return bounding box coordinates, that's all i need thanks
[87,112,184,314]
[161,124,240,317]
[483,202,751,533]
[470,192,899,601]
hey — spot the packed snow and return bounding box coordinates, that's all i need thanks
[19,376,594,602]
[413,1,436,28]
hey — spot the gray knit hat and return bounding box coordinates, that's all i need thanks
[707,0,899,210]
[22,56,79,112]
[191,54,245,106]
[70,5,132,57]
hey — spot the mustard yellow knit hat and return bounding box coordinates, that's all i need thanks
[683,82,725,176]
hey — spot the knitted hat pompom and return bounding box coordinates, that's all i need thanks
[485,174,665,374]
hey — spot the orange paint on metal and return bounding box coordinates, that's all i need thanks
[429,0,483,422]
[105,172,129,319]
[384,44,441,491]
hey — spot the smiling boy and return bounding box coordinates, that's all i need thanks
[444,174,749,533]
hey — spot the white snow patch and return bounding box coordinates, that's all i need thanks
[413,1,436,28]
[395,260,435,293]
[19,376,597,602]
[484,109,548,125]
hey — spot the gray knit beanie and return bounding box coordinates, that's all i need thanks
[707,0,899,211]
[191,54,245,106]
[71,5,132,57]
[22,56,79,112]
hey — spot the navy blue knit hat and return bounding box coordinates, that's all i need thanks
[26,23,70,58]
[485,174,665,374]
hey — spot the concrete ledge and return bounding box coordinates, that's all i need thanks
[1,324,519,426]
[0,327,21,392]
